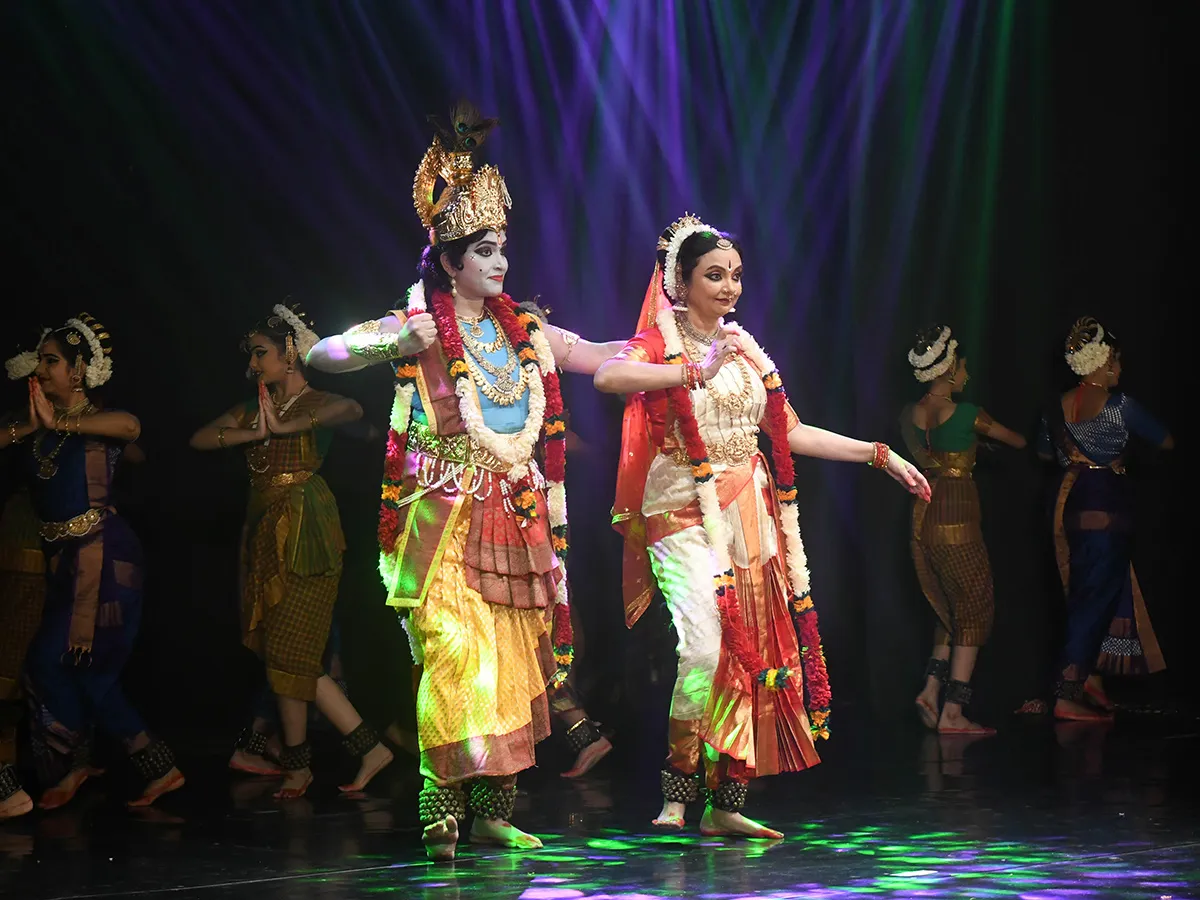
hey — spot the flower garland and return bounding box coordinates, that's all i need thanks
[272,303,321,360]
[909,326,959,383]
[5,328,52,380]
[375,281,574,685]
[658,306,832,738]
[64,317,113,388]
[1065,319,1110,376]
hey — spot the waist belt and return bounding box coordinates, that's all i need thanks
[38,507,108,542]
[250,470,315,491]
[408,420,511,473]
[666,430,760,468]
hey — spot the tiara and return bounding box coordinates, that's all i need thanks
[413,101,511,244]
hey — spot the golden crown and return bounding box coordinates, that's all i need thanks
[412,101,511,244]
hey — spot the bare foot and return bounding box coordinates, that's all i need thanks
[0,788,33,820]
[915,691,940,730]
[338,742,393,793]
[39,767,89,810]
[228,749,282,776]
[562,736,613,778]
[470,817,543,850]
[1054,698,1112,722]
[423,814,459,861]
[273,767,314,800]
[127,767,185,808]
[652,799,687,829]
[937,710,996,736]
[384,723,419,758]
[1084,675,1113,711]
[700,806,783,839]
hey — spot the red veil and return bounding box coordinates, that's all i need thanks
[611,264,674,628]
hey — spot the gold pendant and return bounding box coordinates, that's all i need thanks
[38,460,58,480]
[469,322,485,338]
[493,371,516,394]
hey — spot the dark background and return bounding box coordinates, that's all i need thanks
[0,2,1183,752]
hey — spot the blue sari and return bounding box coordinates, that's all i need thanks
[20,429,146,783]
[1040,393,1169,692]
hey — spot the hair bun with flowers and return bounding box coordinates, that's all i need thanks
[907,324,958,383]
[1064,316,1111,376]
[63,313,115,388]
[658,212,721,303]
[5,327,52,381]
[272,303,321,361]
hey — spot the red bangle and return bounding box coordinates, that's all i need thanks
[870,441,890,469]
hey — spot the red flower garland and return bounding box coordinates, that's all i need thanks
[664,343,833,731]
[375,288,574,673]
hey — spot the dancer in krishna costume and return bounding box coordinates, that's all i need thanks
[594,215,930,838]
[0,315,184,811]
[899,325,1027,735]
[1038,317,1173,721]
[307,104,623,860]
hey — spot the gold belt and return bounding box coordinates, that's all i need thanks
[929,467,973,479]
[667,430,759,468]
[38,508,106,542]
[251,470,314,491]
[408,421,510,473]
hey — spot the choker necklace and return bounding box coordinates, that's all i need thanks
[1079,381,1108,390]
[53,397,93,416]
[675,310,719,345]
[457,310,487,339]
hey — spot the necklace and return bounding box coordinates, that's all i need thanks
[679,330,753,416]
[461,316,524,403]
[1078,381,1108,390]
[923,391,952,402]
[32,432,69,480]
[459,312,507,356]
[675,310,719,346]
[32,400,96,480]
[457,310,488,339]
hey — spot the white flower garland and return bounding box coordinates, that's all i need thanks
[5,328,51,380]
[663,218,718,301]
[658,310,812,598]
[1066,322,1110,376]
[65,318,113,388]
[272,304,321,361]
[383,281,569,601]
[908,326,959,383]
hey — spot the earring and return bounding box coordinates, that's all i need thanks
[451,277,458,298]
[70,374,83,393]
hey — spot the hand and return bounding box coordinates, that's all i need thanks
[253,383,270,440]
[30,379,55,430]
[701,327,742,382]
[886,452,931,502]
[399,312,437,356]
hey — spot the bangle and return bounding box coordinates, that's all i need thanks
[217,426,229,449]
[308,409,320,431]
[869,441,891,469]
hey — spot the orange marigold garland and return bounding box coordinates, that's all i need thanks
[657,298,831,737]
[375,281,574,681]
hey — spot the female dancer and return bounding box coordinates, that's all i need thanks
[190,304,393,799]
[900,326,1026,734]
[0,315,183,810]
[1040,317,1172,721]
[307,106,622,860]
[595,215,930,838]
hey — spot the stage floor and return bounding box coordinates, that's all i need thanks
[2,712,1198,899]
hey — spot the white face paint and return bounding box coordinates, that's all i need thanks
[445,230,509,300]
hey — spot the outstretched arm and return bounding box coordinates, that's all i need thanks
[787,422,930,499]
[306,313,437,374]
[543,325,628,376]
